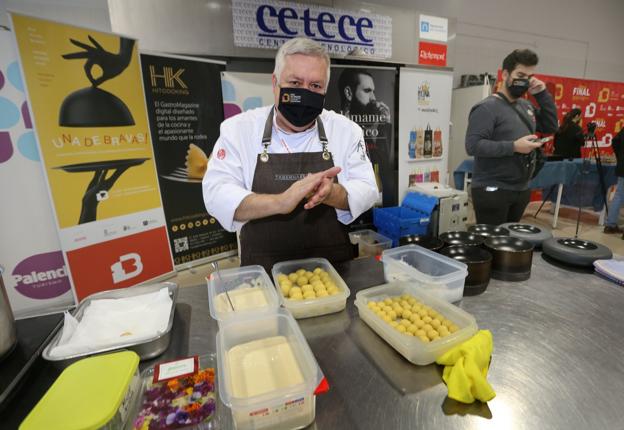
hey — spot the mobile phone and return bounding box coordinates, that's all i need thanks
[531,137,552,144]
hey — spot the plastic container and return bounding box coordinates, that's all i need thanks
[354,282,478,365]
[348,229,393,257]
[128,354,218,430]
[20,351,141,430]
[207,265,280,324]
[216,308,325,430]
[272,258,350,319]
[381,245,468,303]
[373,192,437,246]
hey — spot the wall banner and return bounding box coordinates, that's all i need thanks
[325,65,397,209]
[231,0,392,58]
[0,29,74,318]
[141,52,236,267]
[398,68,453,198]
[10,14,174,301]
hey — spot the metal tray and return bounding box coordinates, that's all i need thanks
[42,282,178,366]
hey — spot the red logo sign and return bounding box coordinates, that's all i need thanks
[217,148,226,160]
[66,227,173,300]
[418,41,447,67]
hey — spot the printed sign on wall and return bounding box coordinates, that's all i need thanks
[325,65,397,208]
[399,68,453,197]
[11,14,174,300]
[418,41,447,67]
[419,14,448,42]
[232,0,392,58]
[141,53,236,267]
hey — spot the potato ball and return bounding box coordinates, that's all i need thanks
[327,287,339,295]
[313,267,323,275]
[396,325,406,333]
[431,319,441,329]
[388,310,397,320]
[415,329,426,337]
[407,325,418,334]
[449,324,459,333]
[277,274,288,282]
[296,277,308,287]
[400,319,411,327]
[288,273,298,282]
[296,269,306,276]
[309,275,321,283]
[305,271,314,278]
[289,286,302,297]
[301,284,314,293]
[290,292,303,300]
[423,316,432,324]
[367,301,377,309]
[414,319,425,329]
[317,290,329,298]
[280,284,291,296]
[419,335,430,343]
[422,324,433,332]
[383,298,393,305]
[303,291,316,299]
[313,284,326,293]
[390,321,399,328]
[402,310,413,319]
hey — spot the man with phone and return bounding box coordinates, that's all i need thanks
[465,49,558,224]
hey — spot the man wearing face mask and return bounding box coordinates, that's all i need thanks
[203,38,378,272]
[465,49,558,225]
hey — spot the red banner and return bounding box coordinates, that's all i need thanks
[418,41,447,67]
[496,70,624,161]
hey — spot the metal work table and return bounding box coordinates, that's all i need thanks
[3,253,624,429]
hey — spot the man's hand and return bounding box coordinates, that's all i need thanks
[513,134,542,154]
[374,101,392,122]
[528,77,546,95]
[279,166,341,214]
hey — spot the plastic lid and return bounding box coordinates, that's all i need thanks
[401,192,437,215]
[20,351,140,430]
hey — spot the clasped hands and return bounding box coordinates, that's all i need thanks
[279,166,341,214]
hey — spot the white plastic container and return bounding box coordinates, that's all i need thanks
[348,229,393,257]
[216,308,325,430]
[354,281,478,365]
[381,245,468,302]
[271,258,350,319]
[207,265,280,324]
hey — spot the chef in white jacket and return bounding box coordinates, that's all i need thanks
[203,37,378,272]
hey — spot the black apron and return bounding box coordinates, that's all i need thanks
[239,109,354,273]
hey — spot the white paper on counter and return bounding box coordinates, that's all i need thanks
[49,287,172,358]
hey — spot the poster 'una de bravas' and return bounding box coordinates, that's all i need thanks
[11,13,173,300]
[141,53,236,267]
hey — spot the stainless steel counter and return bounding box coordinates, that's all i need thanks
[3,253,624,429]
[175,254,624,430]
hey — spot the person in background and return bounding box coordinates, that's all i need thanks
[604,128,624,234]
[202,38,377,272]
[554,108,584,158]
[465,49,558,225]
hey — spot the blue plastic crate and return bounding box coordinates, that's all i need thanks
[373,192,437,246]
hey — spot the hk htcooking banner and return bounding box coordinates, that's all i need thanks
[141,53,236,266]
[325,66,397,208]
[11,14,174,301]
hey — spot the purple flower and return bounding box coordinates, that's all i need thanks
[165,412,177,426]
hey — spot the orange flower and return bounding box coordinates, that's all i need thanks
[167,379,180,391]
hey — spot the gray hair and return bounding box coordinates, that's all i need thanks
[273,37,331,88]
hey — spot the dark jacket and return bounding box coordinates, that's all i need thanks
[553,122,584,158]
[465,90,559,190]
[613,129,624,177]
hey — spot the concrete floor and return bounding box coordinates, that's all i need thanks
[169,201,624,289]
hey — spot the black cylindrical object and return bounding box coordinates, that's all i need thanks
[439,231,485,247]
[484,236,534,281]
[440,246,492,295]
[399,235,444,251]
[499,222,553,248]
[468,224,510,238]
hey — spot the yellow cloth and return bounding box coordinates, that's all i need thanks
[436,330,496,404]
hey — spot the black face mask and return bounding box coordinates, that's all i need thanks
[277,87,325,128]
[507,77,530,98]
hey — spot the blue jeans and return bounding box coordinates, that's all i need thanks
[607,177,624,226]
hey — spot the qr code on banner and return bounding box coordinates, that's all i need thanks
[174,237,189,253]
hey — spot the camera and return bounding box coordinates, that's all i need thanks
[587,122,597,134]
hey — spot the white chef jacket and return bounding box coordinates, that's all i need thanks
[202,105,378,233]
